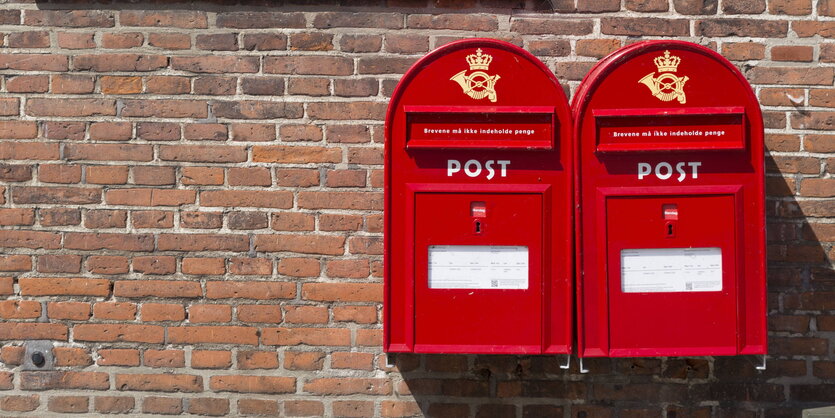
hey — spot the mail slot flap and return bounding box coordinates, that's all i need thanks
[405,105,556,150]
[594,106,745,153]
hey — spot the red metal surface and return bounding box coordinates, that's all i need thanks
[385,39,573,354]
[573,41,766,358]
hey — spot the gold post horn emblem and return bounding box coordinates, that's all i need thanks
[639,50,689,104]
[451,48,501,103]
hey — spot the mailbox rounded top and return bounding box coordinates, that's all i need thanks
[385,38,571,143]
[572,40,762,125]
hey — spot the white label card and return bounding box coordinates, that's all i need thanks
[428,245,528,290]
[621,247,722,293]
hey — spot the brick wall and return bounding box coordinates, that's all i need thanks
[0,0,831,416]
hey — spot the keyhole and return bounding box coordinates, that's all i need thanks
[666,222,674,237]
[474,221,482,234]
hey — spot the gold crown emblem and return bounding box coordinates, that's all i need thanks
[466,48,493,71]
[654,50,681,73]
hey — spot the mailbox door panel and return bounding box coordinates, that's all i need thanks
[414,191,543,353]
[605,193,738,355]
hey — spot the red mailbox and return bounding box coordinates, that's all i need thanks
[384,39,573,355]
[573,41,766,359]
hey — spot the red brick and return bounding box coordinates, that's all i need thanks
[0,323,67,340]
[114,280,202,298]
[0,255,31,272]
[159,145,246,163]
[48,396,89,413]
[85,209,127,229]
[1,345,24,366]
[0,230,61,249]
[87,256,129,275]
[50,75,93,97]
[723,0,766,13]
[197,33,238,51]
[7,75,48,93]
[341,34,382,52]
[210,375,295,394]
[19,277,109,296]
[101,32,143,48]
[216,12,305,29]
[284,305,328,324]
[94,396,135,414]
[332,352,374,370]
[39,209,80,227]
[75,324,163,343]
[97,349,140,366]
[207,281,294,299]
[37,254,81,273]
[47,301,91,320]
[93,302,136,320]
[272,212,315,231]
[0,208,34,226]
[262,327,350,346]
[132,166,176,185]
[228,167,272,186]
[238,399,279,416]
[201,190,293,208]
[237,350,279,369]
[0,54,68,71]
[137,122,180,140]
[65,144,151,161]
[132,210,175,229]
[308,102,387,120]
[13,186,101,204]
[168,326,258,344]
[0,300,41,319]
[158,233,248,251]
[0,165,31,182]
[64,233,153,251]
[192,350,232,369]
[141,303,185,322]
[53,347,92,367]
[142,397,182,415]
[302,283,383,303]
[276,168,320,186]
[304,378,391,395]
[697,19,788,37]
[133,255,176,275]
[334,305,377,324]
[242,33,288,51]
[87,166,129,185]
[278,258,320,277]
[105,189,195,206]
[120,10,206,28]
[116,374,203,392]
[284,351,325,371]
[1,395,39,412]
[189,304,232,323]
[57,32,95,49]
[188,398,229,416]
[101,76,142,94]
[183,167,224,185]
[25,10,114,27]
[144,349,185,368]
[254,234,345,255]
[180,211,223,229]
[237,305,282,323]
[171,56,259,73]
[182,257,225,275]
[0,141,56,158]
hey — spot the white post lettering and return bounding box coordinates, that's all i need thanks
[447,159,461,177]
[485,160,495,180]
[638,162,651,180]
[676,162,686,182]
[655,162,672,180]
[464,160,482,177]
[688,161,701,179]
[497,160,511,177]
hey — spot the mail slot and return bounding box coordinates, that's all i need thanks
[573,41,766,358]
[385,39,573,355]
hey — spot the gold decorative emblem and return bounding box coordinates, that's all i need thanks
[639,50,689,104]
[451,48,501,103]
